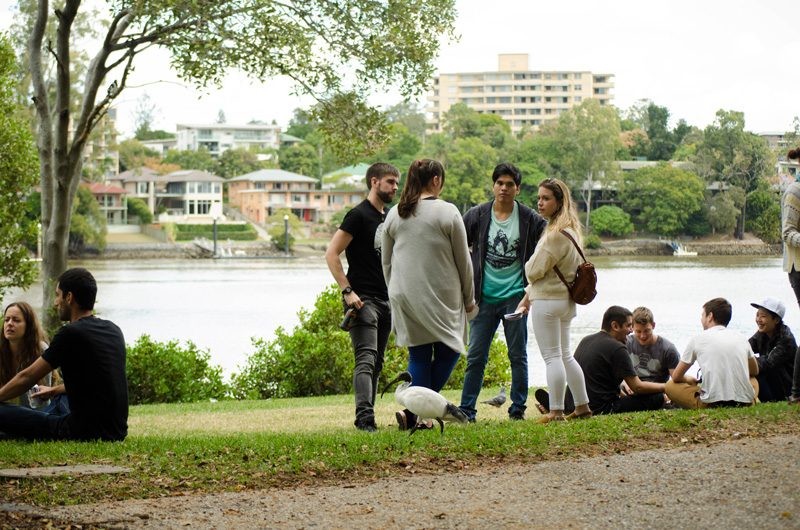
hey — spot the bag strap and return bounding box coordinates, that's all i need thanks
[558,229,587,263]
[552,229,586,291]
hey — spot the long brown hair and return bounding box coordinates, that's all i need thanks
[0,302,47,386]
[397,159,445,218]
[538,177,583,245]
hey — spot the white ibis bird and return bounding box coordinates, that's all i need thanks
[381,371,468,435]
[480,385,506,407]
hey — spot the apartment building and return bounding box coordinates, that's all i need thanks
[426,53,614,134]
[176,122,281,158]
[228,169,364,223]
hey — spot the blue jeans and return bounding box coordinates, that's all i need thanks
[407,342,460,392]
[460,293,528,419]
[347,297,391,426]
[0,403,71,440]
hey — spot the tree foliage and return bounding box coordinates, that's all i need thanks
[126,197,153,224]
[618,164,705,236]
[162,149,217,172]
[540,99,622,229]
[706,193,739,235]
[279,142,319,177]
[18,0,456,329]
[0,35,39,298]
[216,148,264,179]
[590,206,634,237]
[746,181,781,243]
[692,110,774,238]
[69,186,107,254]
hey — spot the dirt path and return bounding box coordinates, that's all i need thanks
[6,433,796,529]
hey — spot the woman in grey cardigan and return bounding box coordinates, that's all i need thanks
[382,159,476,429]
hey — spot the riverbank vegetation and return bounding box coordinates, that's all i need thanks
[126,285,508,404]
[0,396,797,507]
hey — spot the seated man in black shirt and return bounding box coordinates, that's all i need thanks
[535,306,667,416]
[0,268,128,441]
[575,306,667,415]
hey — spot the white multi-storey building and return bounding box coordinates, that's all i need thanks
[426,53,614,134]
[176,122,281,158]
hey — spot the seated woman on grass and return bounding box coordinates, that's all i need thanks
[1,302,52,409]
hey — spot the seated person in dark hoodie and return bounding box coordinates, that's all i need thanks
[749,297,796,402]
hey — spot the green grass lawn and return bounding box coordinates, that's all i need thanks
[1,389,798,507]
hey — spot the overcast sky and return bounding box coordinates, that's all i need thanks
[2,0,799,137]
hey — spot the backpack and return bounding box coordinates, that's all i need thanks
[552,230,597,305]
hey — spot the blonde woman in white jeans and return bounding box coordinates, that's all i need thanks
[516,178,592,423]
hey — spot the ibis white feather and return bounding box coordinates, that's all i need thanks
[381,371,468,434]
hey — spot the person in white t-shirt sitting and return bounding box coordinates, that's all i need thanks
[666,298,759,409]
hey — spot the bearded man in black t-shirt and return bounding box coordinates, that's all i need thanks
[325,163,400,431]
[0,268,128,441]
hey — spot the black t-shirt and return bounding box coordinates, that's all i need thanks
[339,199,388,299]
[574,331,636,413]
[43,316,128,441]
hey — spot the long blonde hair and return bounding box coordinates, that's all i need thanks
[539,178,583,246]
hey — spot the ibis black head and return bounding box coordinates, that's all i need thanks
[380,371,413,398]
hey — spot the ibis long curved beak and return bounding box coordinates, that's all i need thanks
[380,371,412,398]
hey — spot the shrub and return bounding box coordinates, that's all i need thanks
[589,205,633,237]
[584,233,602,249]
[127,334,229,404]
[231,285,512,398]
[126,197,153,224]
[746,185,781,243]
[231,285,352,399]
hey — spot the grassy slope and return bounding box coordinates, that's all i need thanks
[1,389,798,506]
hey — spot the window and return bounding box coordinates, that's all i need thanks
[575,96,582,102]
[254,182,265,190]
[574,84,582,91]
[137,182,148,194]
[292,194,305,203]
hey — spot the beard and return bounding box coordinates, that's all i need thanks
[376,189,395,204]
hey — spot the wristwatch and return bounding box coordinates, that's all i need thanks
[342,286,353,295]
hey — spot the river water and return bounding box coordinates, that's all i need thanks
[4,255,793,388]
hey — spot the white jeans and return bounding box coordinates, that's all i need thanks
[530,298,589,410]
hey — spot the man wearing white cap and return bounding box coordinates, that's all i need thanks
[749,297,796,402]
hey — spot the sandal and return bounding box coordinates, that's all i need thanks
[565,410,593,420]
[396,409,418,431]
[536,414,565,424]
[534,388,550,415]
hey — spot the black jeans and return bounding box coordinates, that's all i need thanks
[347,297,391,426]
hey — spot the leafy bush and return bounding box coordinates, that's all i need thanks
[126,197,153,224]
[746,185,781,243]
[127,334,229,404]
[584,233,602,249]
[231,285,512,398]
[589,205,633,237]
